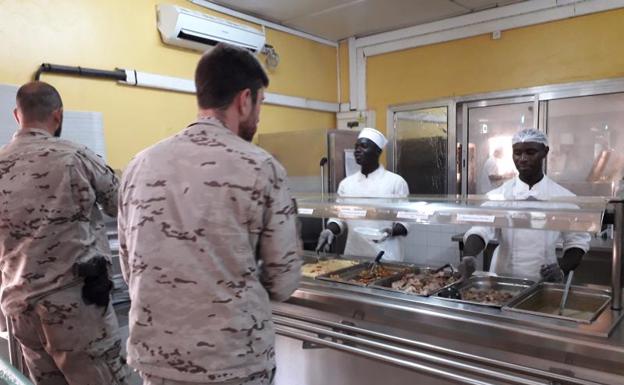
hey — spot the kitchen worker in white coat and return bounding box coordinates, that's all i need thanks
[458,128,591,281]
[316,127,409,261]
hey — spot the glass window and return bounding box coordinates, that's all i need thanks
[467,102,534,194]
[395,107,448,194]
[546,93,624,196]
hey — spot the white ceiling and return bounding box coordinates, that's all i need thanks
[210,0,528,41]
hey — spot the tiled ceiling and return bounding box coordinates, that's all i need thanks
[209,0,528,41]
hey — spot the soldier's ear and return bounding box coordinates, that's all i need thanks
[51,108,63,125]
[13,108,20,126]
[237,88,252,116]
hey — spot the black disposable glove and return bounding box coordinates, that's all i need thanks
[316,229,336,253]
[540,263,564,283]
[458,256,477,280]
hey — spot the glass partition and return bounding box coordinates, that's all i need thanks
[394,107,448,194]
[466,101,534,194]
[546,93,624,196]
[294,194,608,233]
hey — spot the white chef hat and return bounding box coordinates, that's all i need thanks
[358,127,388,150]
[512,128,549,146]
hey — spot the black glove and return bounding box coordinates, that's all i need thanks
[316,229,336,253]
[458,256,477,280]
[75,256,113,307]
[540,263,564,283]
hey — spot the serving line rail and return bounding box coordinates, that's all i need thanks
[272,276,624,385]
[273,312,600,385]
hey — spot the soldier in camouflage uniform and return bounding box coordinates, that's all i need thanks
[0,82,131,385]
[118,43,301,385]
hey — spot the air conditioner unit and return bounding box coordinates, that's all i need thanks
[157,4,266,53]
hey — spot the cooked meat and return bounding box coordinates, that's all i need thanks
[350,266,397,285]
[328,265,404,285]
[462,288,514,305]
[390,271,456,295]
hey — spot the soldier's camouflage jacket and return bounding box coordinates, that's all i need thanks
[118,117,301,382]
[0,128,118,315]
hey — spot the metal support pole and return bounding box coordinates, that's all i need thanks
[6,317,22,372]
[611,201,623,310]
[320,157,328,231]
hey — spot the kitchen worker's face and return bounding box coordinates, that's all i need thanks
[239,88,264,142]
[512,142,548,177]
[354,138,381,167]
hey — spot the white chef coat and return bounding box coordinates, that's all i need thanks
[328,165,409,261]
[464,175,591,279]
[479,156,501,194]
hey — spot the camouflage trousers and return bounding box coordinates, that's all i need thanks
[9,284,131,385]
[141,367,276,385]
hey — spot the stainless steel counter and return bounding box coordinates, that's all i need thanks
[273,276,624,385]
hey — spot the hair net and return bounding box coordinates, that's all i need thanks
[511,128,548,146]
[358,127,388,149]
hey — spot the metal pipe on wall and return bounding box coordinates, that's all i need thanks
[611,200,623,310]
[33,63,340,112]
[34,63,126,82]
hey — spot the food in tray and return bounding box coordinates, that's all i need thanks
[531,305,594,320]
[390,271,456,295]
[302,259,359,278]
[331,265,402,285]
[461,287,514,305]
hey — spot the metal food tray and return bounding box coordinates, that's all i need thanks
[503,282,611,324]
[316,262,414,287]
[435,276,535,308]
[301,255,362,279]
[370,267,458,297]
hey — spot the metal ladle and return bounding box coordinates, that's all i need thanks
[558,270,575,316]
[368,251,385,274]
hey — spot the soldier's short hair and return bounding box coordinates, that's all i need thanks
[16,81,63,122]
[195,43,269,110]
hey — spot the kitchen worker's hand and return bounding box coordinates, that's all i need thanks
[375,228,393,243]
[316,229,336,253]
[378,223,408,241]
[540,263,564,283]
[458,256,477,280]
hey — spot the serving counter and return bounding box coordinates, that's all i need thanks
[272,195,624,385]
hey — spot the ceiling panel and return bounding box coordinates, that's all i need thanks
[286,0,467,40]
[452,0,526,12]
[208,0,529,41]
[212,0,352,23]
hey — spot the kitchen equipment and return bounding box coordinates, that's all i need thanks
[317,261,412,287]
[504,282,611,323]
[371,265,458,297]
[436,276,535,308]
[368,251,385,274]
[302,258,361,279]
[558,270,575,315]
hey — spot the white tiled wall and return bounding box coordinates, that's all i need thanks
[403,223,472,267]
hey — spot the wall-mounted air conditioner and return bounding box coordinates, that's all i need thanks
[157,4,266,53]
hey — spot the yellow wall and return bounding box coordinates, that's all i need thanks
[0,0,338,169]
[257,127,327,177]
[367,8,624,136]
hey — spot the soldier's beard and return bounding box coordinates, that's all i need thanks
[238,115,257,142]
